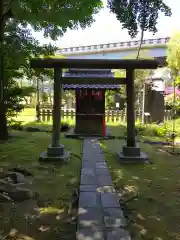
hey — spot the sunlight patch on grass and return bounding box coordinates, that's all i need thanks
[113,169,124,181]
[99,142,106,149]
[37,207,64,215]
[6,229,36,240]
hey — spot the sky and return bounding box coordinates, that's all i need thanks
[33,0,180,48]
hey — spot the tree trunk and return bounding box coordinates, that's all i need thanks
[0,70,8,140]
[137,28,145,123]
[0,1,8,141]
[36,78,40,122]
[136,28,144,59]
[49,93,52,106]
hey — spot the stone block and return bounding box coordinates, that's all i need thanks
[78,207,104,229]
[83,153,104,162]
[47,144,64,157]
[96,168,110,175]
[96,162,107,169]
[76,228,104,240]
[81,168,95,176]
[101,192,119,208]
[103,208,126,229]
[96,154,106,162]
[83,153,95,162]
[39,150,70,163]
[117,151,149,164]
[96,168,109,176]
[97,175,113,187]
[122,145,140,157]
[81,174,97,185]
[80,185,98,192]
[79,192,100,208]
[106,229,131,240]
[82,161,95,169]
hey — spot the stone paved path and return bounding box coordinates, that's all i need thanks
[76,138,131,240]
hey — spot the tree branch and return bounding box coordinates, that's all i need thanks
[0,0,12,21]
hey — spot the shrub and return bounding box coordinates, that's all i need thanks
[135,118,180,139]
[156,125,168,137]
[8,119,23,131]
[165,94,180,115]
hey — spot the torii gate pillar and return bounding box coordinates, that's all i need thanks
[117,68,148,163]
[39,67,70,162]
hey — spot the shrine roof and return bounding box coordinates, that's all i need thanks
[62,68,119,89]
[63,68,114,78]
[62,84,120,89]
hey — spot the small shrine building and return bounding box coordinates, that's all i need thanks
[63,69,120,137]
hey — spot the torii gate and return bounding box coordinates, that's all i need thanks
[30,58,158,163]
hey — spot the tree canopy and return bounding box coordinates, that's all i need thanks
[167,32,180,87]
[0,0,103,140]
[107,0,171,38]
[3,0,103,40]
[107,0,171,58]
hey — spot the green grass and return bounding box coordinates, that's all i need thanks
[101,125,180,240]
[14,108,36,123]
[0,131,82,240]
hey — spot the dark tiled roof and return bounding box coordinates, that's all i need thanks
[63,69,118,89]
[62,84,120,89]
[63,69,114,78]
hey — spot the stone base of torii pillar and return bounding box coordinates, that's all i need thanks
[39,144,70,162]
[117,145,149,164]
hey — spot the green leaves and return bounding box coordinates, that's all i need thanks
[0,0,102,138]
[2,18,56,120]
[10,0,102,40]
[167,32,180,74]
[167,32,180,89]
[107,0,171,38]
[165,94,180,112]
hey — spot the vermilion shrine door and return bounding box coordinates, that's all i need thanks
[75,89,105,135]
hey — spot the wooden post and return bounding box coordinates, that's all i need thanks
[36,78,40,122]
[112,110,115,123]
[42,109,45,122]
[71,110,74,120]
[47,109,50,122]
[0,1,8,140]
[141,83,145,123]
[51,67,62,147]
[126,69,136,147]
[116,110,120,122]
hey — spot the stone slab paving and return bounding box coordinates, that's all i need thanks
[76,138,131,240]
